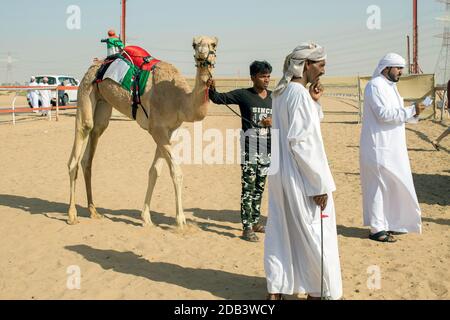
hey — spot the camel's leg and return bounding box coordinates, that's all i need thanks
[159,143,186,228]
[141,147,164,226]
[67,87,97,225]
[81,100,113,220]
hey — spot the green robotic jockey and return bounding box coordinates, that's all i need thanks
[101,29,124,57]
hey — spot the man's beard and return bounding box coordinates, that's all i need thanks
[387,72,400,82]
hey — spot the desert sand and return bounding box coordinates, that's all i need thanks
[0,93,449,300]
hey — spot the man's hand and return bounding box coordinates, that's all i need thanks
[206,79,216,89]
[313,194,328,211]
[260,117,272,128]
[414,103,426,117]
[309,81,324,102]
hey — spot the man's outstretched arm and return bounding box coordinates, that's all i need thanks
[207,79,241,105]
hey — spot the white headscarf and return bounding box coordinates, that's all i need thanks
[273,42,327,96]
[372,53,406,79]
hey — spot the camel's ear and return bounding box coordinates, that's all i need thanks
[192,36,202,48]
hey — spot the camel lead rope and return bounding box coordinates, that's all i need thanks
[211,91,261,128]
[204,86,209,104]
[204,70,213,104]
[203,69,261,129]
[320,208,329,300]
[321,208,324,300]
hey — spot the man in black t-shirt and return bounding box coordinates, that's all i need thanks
[207,61,272,242]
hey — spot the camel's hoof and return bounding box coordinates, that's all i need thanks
[141,211,153,227]
[177,222,187,229]
[142,220,154,228]
[176,218,187,228]
[88,206,103,219]
[68,207,79,225]
[67,218,80,225]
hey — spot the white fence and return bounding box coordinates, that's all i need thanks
[0,85,78,125]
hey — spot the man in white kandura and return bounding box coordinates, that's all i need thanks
[360,53,424,243]
[39,77,52,117]
[264,43,342,300]
[27,76,40,114]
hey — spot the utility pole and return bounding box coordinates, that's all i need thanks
[435,0,450,121]
[121,0,126,45]
[407,35,412,74]
[0,52,18,84]
[412,0,420,74]
[435,0,450,86]
[6,52,13,84]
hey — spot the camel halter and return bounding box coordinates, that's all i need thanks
[197,50,215,103]
[194,49,217,68]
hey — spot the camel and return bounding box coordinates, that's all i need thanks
[67,35,218,228]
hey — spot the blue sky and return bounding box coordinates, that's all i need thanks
[0,0,446,83]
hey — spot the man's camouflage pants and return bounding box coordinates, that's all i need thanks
[240,153,270,230]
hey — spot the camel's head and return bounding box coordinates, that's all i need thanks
[193,36,218,81]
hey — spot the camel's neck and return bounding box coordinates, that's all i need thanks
[183,67,211,122]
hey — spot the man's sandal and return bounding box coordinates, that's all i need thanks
[252,223,266,233]
[369,230,397,243]
[387,231,407,236]
[242,228,259,242]
[266,293,284,300]
[306,295,322,300]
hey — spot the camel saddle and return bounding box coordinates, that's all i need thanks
[122,46,160,71]
[95,45,160,120]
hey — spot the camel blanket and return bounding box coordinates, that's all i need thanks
[101,56,151,94]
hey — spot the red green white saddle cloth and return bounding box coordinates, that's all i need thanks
[101,46,160,94]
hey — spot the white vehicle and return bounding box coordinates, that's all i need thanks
[28,75,79,106]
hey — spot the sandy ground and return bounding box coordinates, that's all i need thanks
[0,93,449,300]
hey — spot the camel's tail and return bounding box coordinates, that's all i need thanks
[73,63,102,122]
[76,63,102,106]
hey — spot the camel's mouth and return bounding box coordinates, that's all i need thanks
[195,51,216,68]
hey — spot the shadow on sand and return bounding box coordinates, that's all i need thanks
[0,194,240,238]
[412,173,450,206]
[337,225,368,239]
[65,244,266,299]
